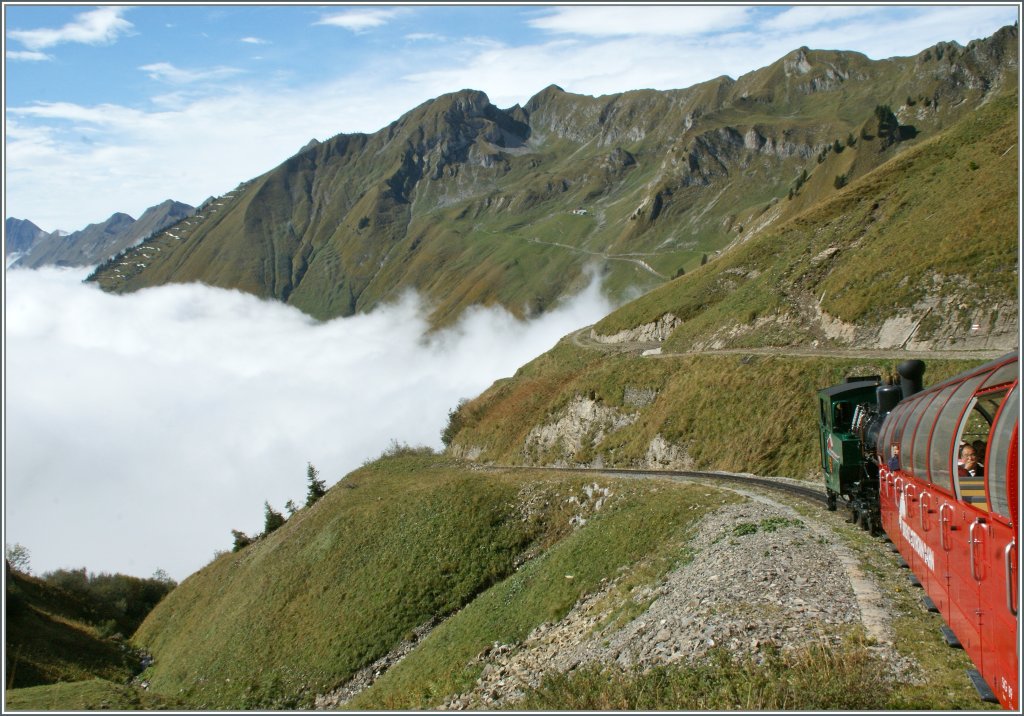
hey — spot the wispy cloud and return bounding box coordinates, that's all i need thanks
[139,62,244,85]
[761,6,878,32]
[6,49,52,61]
[314,8,403,32]
[7,6,133,50]
[240,36,268,45]
[405,32,444,42]
[5,69,431,231]
[528,5,753,37]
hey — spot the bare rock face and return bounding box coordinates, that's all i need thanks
[644,434,694,470]
[523,397,636,464]
[592,313,682,344]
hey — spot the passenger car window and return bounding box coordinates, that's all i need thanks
[954,387,1009,510]
[987,386,1018,519]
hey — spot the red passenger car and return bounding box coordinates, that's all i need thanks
[876,352,1018,710]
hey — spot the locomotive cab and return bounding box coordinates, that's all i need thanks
[817,377,882,526]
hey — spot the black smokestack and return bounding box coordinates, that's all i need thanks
[897,360,926,399]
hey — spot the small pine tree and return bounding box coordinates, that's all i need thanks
[874,105,900,144]
[847,132,856,147]
[284,499,298,516]
[264,502,286,535]
[231,530,253,552]
[305,463,327,507]
[700,253,708,266]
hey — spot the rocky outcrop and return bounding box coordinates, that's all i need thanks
[523,397,636,465]
[644,434,694,470]
[592,313,681,344]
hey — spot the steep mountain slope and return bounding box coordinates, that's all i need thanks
[12,200,194,269]
[4,217,48,257]
[444,83,1018,476]
[87,26,1017,327]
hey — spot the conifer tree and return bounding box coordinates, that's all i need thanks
[264,502,286,534]
[305,462,327,507]
[231,530,253,552]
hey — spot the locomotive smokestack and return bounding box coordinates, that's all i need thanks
[897,360,926,399]
[876,383,902,413]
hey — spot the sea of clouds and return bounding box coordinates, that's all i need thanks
[5,266,613,581]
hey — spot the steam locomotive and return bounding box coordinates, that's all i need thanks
[818,352,1019,710]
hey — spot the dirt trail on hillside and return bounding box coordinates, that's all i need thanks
[568,326,1008,361]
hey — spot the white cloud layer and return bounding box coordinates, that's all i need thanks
[6,6,133,50]
[4,266,614,581]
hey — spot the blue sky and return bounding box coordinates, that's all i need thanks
[4,3,1020,232]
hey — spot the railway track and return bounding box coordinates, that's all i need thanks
[492,465,829,507]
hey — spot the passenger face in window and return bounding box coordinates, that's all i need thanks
[960,445,980,473]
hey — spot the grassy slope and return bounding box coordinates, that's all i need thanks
[4,570,138,689]
[595,89,1018,345]
[4,679,184,711]
[132,456,731,709]
[451,346,984,478]
[347,474,731,709]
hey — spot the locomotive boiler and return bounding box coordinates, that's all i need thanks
[818,352,1019,710]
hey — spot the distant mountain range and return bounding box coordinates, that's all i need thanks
[86,26,1017,328]
[6,200,195,269]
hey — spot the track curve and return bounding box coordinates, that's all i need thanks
[491,465,829,507]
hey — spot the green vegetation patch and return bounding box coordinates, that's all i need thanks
[134,456,542,708]
[349,478,735,709]
[4,678,185,711]
[5,571,144,689]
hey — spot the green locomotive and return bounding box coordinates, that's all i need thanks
[817,361,925,535]
[816,374,883,531]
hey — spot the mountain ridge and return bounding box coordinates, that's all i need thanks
[87,25,1017,327]
[9,199,195,269]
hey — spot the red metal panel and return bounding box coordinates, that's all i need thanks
[946,504,984,667]
[980,516,1017,710]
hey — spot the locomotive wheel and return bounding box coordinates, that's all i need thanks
[858,510,869,531]
[867,512,881,537]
